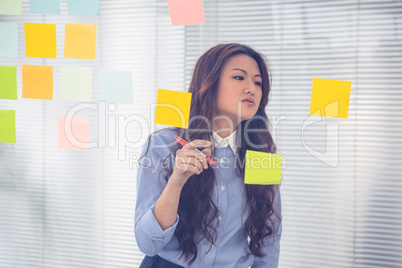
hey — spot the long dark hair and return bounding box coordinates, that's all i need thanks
[139,43,281,264]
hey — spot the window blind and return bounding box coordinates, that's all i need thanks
[0,1,401,268]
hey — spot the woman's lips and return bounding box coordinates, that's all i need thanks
[242,100,255,105]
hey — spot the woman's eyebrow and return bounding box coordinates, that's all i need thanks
[231,68,262,78]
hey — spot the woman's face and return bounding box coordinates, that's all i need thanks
[214,54,263,127]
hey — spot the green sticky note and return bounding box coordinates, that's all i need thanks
[244,150,282,185]
[0,110,16,143]
[0,0,22,15]
[0,66,17,100]
[60,66,92,102]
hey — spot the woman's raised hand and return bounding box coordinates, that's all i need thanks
[171,139,212,186]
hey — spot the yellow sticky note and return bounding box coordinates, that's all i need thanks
[24,23,57,58]
[244,150,282,185]
[155,89,192,129]
[310,78,352,119]
[64,23,97,60]
[22,64,53,100]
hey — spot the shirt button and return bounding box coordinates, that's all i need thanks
[221,185,225,191]
[220,158,225,163]
[221,140,227,146]
[211,244,215,248]
[218,216,223,221]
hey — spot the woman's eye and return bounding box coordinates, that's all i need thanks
[234,76,244,80]
[255,81,262,87]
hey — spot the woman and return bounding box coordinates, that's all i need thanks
[135,43,282,267]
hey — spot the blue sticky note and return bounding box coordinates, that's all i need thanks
[29,0,60,14]
[0,23,18,58]
[67,0,99,16]
[100,70,133,104]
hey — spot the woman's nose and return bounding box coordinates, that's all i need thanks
[244,79,256,94]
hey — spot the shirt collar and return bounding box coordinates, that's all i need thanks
[211,129,238,155]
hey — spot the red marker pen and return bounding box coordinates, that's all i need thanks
[174,136,217,167]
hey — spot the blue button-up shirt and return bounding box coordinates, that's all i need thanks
[134,127,282,268]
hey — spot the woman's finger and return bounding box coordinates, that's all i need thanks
[180,149,208,169]
[200,148,211,158]
[178,150,207,170]
[182,139,212,150]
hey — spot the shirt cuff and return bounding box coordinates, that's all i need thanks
[141,203,180,245]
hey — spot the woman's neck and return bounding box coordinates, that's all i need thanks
[211,119,238,139]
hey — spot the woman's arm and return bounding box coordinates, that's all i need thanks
[154,139,212,230]
[134,134,211,256]
[134,134,180,256]
[154,175,184,230]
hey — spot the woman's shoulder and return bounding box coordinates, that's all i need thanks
[143,127,180,153]
[148,126,179,144]
[138,127,179,166]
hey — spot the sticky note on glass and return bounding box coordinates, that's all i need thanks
[0,66,17,100]
[58,115,89,150]
[24,23,57,58]
[0,0,22,15]
[29,0,60,14]
[67,0,99,16]
[310,78,352,119]
[22,64,53,100]
[0,23,18,58]
[0,110,16,143]
[155,89,192,128]
[100,70,133,104]
[167,0,205,26]
[244,151,282,185]
[64,23,97,60]
[60,66,92,102]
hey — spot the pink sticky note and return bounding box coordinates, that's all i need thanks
[167,0,206,26]
[58,115,89,150]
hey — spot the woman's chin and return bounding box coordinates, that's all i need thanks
[240,114,256,122]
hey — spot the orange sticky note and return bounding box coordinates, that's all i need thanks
[167,0,206,26]
[24,23,57,58]
[58,115,89,150]
[244,150,282,185]
[64,23,97,60]
[22,64,53,100]
[155,88,192,129]
[310,78,352,119]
